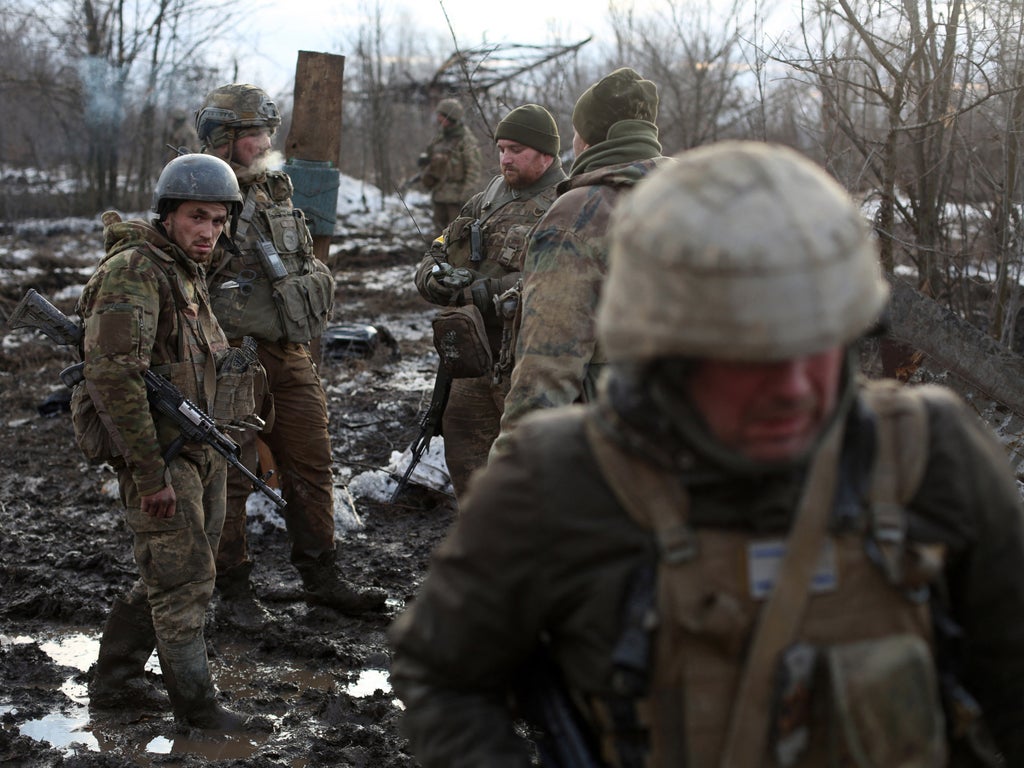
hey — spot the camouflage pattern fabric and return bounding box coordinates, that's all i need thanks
[78,217,230,496]
[491,146,663,459]
[423,123,483,232]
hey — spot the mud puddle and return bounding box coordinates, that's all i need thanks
[1,630,396,765]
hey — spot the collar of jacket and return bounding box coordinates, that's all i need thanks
[570,119,663,177]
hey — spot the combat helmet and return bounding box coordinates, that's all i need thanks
[597,141,889,362]
[436,98,464,122]
[195,83,281,148]
[152,154,243,221]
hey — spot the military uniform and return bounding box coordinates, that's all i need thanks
[413,159,567,496]
[390,142,1024,766]
[422,118,483,233]
[491,118,665,458]
[389,377,1024,766]
[79,214,231,645]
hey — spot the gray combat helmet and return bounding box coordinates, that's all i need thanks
[597,141,889,363]
[152,154,243,220]
[195,83,281,148]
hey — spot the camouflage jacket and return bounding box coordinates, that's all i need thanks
[422,123,483,205]
[78,216,230,496]
[414,159,567,352]
[389,381,1024,767]
[491,120,665,457]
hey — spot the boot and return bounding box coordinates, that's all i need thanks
[214,562,273,632]
[157,634,247,731]
[89,597,168,711]
[296,552,387,616]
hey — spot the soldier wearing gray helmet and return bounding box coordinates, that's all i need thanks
[389,142,1024,765]
[81,154,261,730]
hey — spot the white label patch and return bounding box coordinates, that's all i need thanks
[748,538,838,600]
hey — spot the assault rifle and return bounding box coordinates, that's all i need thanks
[7,289,286,510]
[516,656,604,768]
[389,364,452,503]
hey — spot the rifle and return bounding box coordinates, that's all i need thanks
[515,655,604,768]
[389,364,452,503]
[7,289,286,510]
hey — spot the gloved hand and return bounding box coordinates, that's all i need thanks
[460,278,498,315]
[424,263,474,304]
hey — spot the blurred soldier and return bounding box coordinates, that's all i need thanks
[419,97,483,233]
[389,142,1024,766]
[196,83,386,623]
[413,104,567,498]
[165,107,200,159]
[82,154,258,730]
[490,67,665,458]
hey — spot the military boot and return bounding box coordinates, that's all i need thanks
[295,551,387,616]
[88,597,168,711]
[214,562,273,632]
[157,634,247,731]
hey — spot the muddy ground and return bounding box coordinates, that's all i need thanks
[0,213,454,767]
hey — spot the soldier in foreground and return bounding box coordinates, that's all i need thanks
[419,97,483,233]
[196,83,385,623]
[389,142,1024,765]
[413,104,567,498]
[82,154,258,730]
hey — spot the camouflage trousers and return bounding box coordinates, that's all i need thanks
[117,445,225,645]
[217,340,335,572]
[442,373,510,500]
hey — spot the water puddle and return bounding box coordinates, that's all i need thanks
[2,629,394,764]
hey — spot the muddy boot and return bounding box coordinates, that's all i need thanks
[214,562,273,632]
[296,552,387,616]
[157,634,247,731]
[88,597,168,711]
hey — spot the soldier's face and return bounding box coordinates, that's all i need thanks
[232,127,273,168]
[163,201,229,264]
[686,347,845,464]
[497,140,552,190]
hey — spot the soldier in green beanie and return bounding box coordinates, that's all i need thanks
[413,104,567,500]
[491,67,667,459]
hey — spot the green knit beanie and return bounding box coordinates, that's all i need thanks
[494,104,560,156]
[572,67,659,146]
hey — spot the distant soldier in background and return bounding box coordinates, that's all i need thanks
[83,154,258,730]
[196,83,386,626]
[413,104,567,498]
[419,98,483,233]
[165,107,200,159]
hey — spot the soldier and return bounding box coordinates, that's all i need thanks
[490,67,666,459]
[82,154,258,729]
[389,142,1024,765]
[195,83,385,624]
[419,97,483,233]
[413,104,567,498]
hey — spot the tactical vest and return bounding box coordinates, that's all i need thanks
[209,171,334,344]
[584,380,950,768]
[444,176,560,279]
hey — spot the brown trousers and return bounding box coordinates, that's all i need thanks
[441,373,510,500]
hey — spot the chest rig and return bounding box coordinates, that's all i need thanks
[582,380,949,768]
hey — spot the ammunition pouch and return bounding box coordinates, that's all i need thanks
[210,360,265,428]
[70,382,120,464]
[273,261,335,343]
[432,305,492,379]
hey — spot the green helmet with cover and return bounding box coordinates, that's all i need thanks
[195,83,282,148]
[152,153,243,220]
[597,141,889,362]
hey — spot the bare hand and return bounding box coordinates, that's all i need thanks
[141,485,176,519]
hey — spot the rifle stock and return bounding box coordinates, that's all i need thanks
[8,289,286,510]
[390,364,452,502]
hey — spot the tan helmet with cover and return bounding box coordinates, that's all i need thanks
[195,83,282,149]
[436,98,464,122]
[597,141,889,362]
